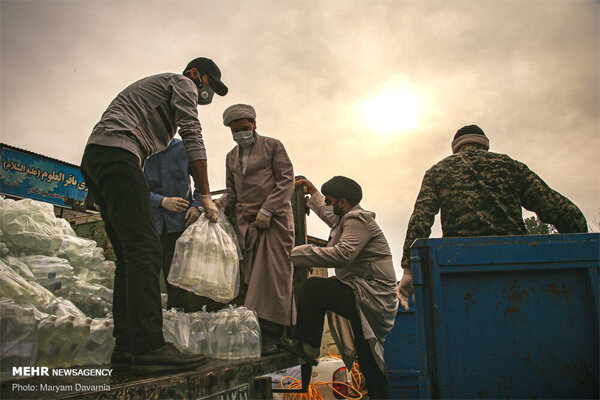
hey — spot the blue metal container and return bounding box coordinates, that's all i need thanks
[411,233,599,399]
[384,300,427,399]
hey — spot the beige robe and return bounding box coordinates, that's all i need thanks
[291,191,398,373]
[219,133,296,326]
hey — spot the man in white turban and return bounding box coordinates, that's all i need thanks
[215,104,296,355]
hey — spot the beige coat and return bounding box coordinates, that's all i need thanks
[291,191,398,373]
[219,133,296,326]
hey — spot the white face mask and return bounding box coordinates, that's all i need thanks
[323,205,337,223]
[232,130,255,147]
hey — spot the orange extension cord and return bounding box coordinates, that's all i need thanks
[281,353,366,400]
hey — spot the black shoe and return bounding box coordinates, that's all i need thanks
[261,342,283,356]
[132,343,208,374]
[280,337,319,366]
[110,346,133,370]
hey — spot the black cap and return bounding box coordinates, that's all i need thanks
[183,57,228,96]
[453,124,485,140]
[321,176,363,206]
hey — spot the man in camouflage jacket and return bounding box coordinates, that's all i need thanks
[398,125,587,308]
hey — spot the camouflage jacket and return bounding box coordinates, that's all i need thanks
[401,145,588,270]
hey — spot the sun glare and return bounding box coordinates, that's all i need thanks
[362,87,421,135]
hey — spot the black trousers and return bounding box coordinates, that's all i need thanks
[298,277,389,399]
[81,144,164,354]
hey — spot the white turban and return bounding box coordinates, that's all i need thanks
[222,104,257,126]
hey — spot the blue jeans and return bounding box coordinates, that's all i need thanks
[81,144,165,354]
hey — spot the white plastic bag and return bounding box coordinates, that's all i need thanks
[72,318,115,366]
[68,281,113,318]
[240,307,262,359]
[0,299,38,378]
[162,309,191,353]
[205,306,261,360]
[168,211,240,302]
[186,311,209,355]
[219,212,243,260]
[2,255,36,281]
[0,260,59,314]
[35,315,91,368]
[20,255,75,293]
[0,199,68,255]
[58,235,105,272]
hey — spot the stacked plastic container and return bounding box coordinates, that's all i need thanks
[163,306,261,360]
[0,197,116,374]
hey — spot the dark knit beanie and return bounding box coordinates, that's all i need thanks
[453,125,485,140]
[321,176,363,206]
[451,124,489,153]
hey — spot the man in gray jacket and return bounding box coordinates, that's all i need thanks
[283,176,398,399]
[81,57,226,374]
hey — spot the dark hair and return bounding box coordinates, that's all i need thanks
[321,176,363,206]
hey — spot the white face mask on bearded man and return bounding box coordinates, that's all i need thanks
[323,204,341,224]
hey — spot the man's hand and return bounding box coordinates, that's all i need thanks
[161,197,189,212]
[255,212,271,229]
[397,270,414,311]
[295,178,317,195]
[200,196,219,223]
[184,207,200,227]
[214,198,226,210]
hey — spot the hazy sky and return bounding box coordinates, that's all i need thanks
[1,0,598,277]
